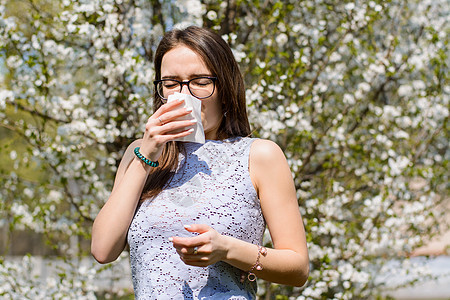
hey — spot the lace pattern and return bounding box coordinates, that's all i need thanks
[128,137,265,299]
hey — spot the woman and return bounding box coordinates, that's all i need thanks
[91,26,309,299]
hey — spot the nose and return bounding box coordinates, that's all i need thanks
[180,82,190,95]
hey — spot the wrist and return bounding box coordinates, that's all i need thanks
[221,235,239,263]
[134,147,159,168]
[133,156,153,173]
[138,145,161,162]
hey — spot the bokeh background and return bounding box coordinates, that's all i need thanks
[0,0,448,299]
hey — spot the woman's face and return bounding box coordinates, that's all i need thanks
[160,45,222,140]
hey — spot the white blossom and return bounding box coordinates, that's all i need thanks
[0,0,447,298]
[207,10,217,20]
[275,33,288,46]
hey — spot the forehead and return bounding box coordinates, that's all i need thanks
[161,45,210,78]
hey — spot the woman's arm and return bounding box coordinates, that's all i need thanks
[91,99,196,263]
[90,139,149,264]
[229,138,309,286]
[170,139,309,286]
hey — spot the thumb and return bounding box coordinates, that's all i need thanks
[184,224,210,234]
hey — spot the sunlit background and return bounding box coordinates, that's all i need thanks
[0,0,448,299]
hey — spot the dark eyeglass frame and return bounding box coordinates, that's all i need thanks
[153,76,218,101]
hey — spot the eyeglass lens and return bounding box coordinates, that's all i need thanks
[156,78,215,100]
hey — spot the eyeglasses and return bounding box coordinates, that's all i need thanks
[154,76,217,101]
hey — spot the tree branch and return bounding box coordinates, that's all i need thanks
[6,99,70,124]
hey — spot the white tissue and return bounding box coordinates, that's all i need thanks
[167,92,205,144]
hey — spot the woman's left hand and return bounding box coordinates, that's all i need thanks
[169,224,229,267]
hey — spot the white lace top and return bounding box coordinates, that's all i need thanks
[127,137,265,299]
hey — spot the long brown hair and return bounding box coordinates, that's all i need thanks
[141,26,251,200]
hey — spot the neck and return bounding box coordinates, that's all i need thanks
[204,123,222,140]
[205,129,218,140]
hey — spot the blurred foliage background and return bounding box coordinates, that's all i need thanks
[0,0,448,299]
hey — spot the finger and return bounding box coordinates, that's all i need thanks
[184,224,211,234]
[149,109,193,129]
[175,246,202,256]
[152,98,185,118]
[142,121,194,147]
[158,119,197,134]
[175,247,188,255]
[155,128,195,145]
[180,252,209,261]
[181,253,209,260]
[181,257,210,267]
[170,234,205,248]
[156,108,195,125]
[169,224,212,247]
[168,224,212,247]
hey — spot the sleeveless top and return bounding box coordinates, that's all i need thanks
[127,137,266,299]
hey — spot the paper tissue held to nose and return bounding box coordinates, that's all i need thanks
[167,92,205,144]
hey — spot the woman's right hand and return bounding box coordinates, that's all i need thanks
[139,98,196,162]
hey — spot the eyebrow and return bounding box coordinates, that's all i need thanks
[161,74,214,80]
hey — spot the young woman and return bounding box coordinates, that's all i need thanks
[91,26,309,299]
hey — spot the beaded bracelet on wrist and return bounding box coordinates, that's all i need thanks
[134,147,159,167]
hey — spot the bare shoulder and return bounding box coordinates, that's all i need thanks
[110,139,142,192]
[249,139,290,185]
[123,139,143,160]
[249,139,295,200]
[250,139,287,165]
[117,139,142,173]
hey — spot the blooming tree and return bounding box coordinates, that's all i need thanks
[0,0,448,299]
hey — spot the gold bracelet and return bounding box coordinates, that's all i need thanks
[241,245,268,282]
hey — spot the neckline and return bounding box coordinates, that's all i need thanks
[205,136,242,143]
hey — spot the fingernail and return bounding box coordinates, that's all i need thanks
[187,128,194,133]
[168,237,173,242]
[186,107,193,112]
[190,119,197,123]
[184,225,191,229]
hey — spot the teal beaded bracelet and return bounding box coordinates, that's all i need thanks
[134,147,159,167]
